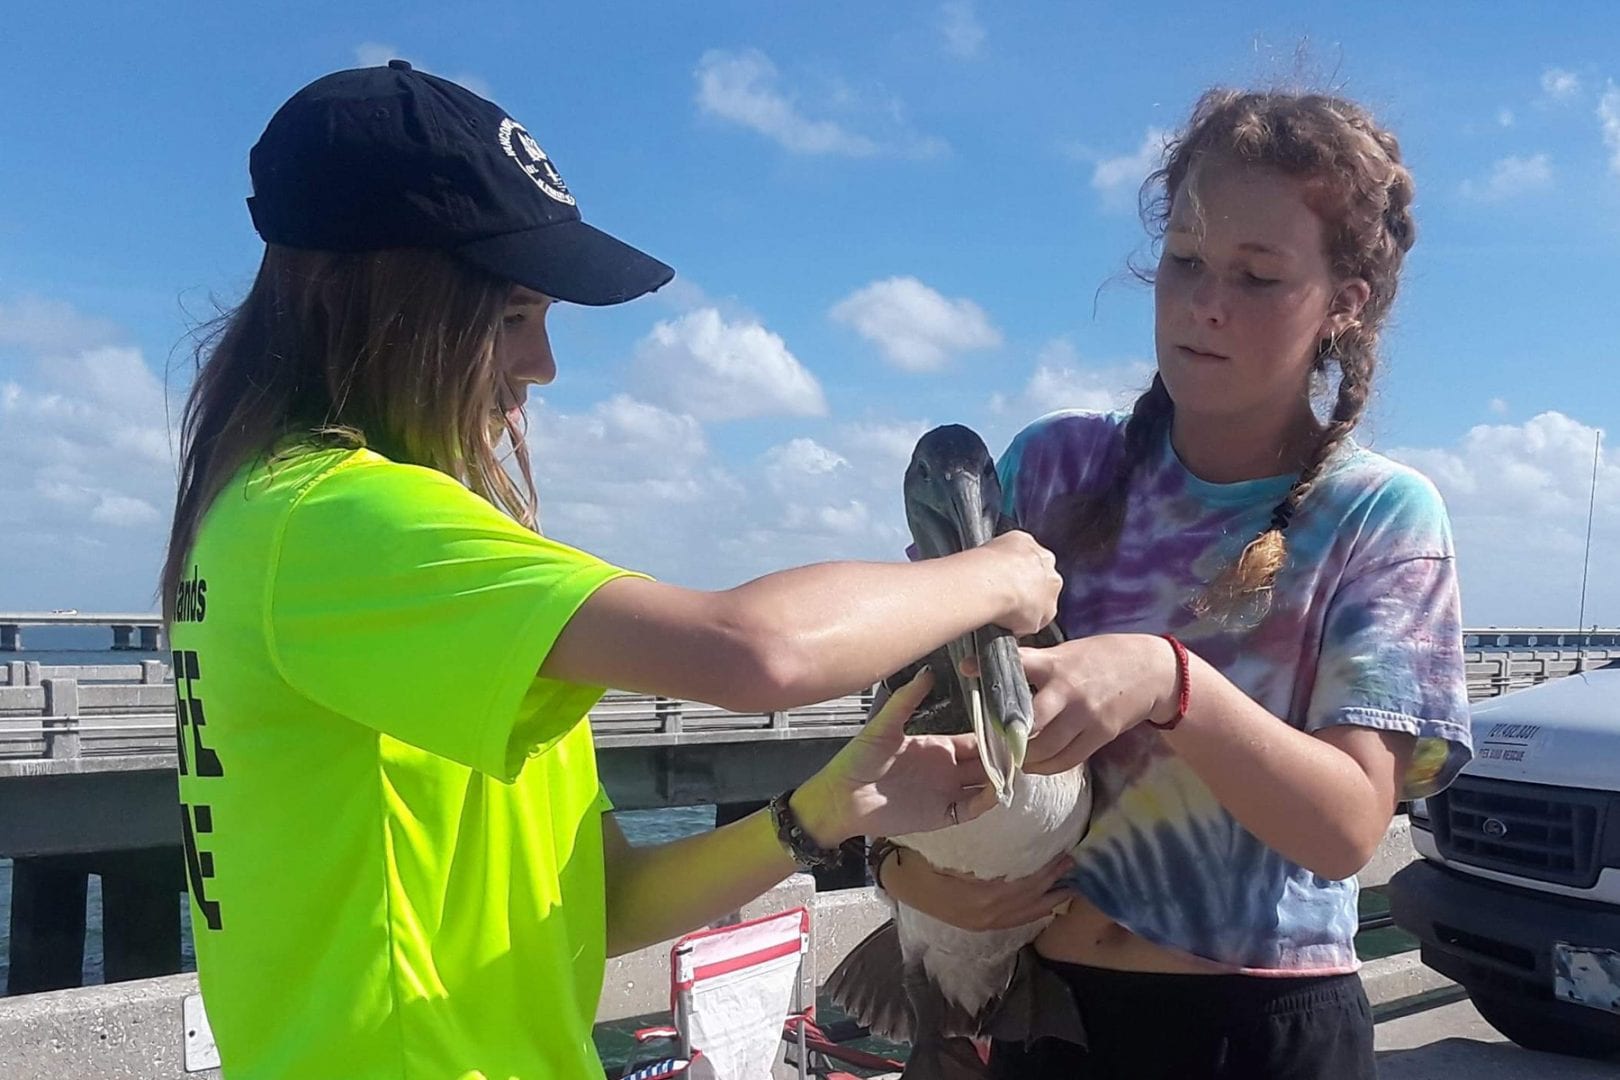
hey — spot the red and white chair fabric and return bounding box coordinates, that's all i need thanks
[677,906,812,1079]
[623,907,810,1080]
[620,905,905,1080]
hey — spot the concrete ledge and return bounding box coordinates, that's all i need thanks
[808,886,892,991]
[0,972,217,1079]
[0,755,178,780]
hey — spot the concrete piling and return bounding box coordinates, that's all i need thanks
[6,857,88,995]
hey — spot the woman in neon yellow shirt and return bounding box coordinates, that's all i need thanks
[159,61,1062,1079]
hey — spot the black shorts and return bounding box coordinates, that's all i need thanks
[988,959,1374,1080]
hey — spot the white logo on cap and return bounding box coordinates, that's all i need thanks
[498,118,576,206]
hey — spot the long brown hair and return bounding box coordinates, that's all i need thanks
[161,246,535,623]
[1052,88,1417,618]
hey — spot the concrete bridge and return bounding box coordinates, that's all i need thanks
[0,664,879,827]
[2,634,1615,860]
[2,635,1616,999]
[0,613,165,653]
[0,664,883,997]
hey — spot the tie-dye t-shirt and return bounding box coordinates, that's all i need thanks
[998,410,1473,975]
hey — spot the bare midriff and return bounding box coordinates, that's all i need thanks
[1035,892,1222,974]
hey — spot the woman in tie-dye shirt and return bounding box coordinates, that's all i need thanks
[879,89,1472,1079]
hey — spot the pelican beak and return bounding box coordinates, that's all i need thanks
[902,425,1040,806]
[933,467,1032,804]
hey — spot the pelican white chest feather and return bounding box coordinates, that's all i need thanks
[893,768,1092,1015]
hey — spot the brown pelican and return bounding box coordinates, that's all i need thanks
[827,425,1092,1078]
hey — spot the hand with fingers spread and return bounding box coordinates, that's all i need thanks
[790,668,1005,848]
[878,845,1079,932]
[1017,633,1181,776]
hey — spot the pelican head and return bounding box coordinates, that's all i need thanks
[898,424,1035,798]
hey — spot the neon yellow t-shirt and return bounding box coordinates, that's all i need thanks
[169,443,643,1078]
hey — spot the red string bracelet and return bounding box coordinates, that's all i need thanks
[1146,634,1191,731]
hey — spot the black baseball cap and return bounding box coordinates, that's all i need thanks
[246,60,674,306]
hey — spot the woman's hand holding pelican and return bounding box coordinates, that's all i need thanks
[789,667,1006,849]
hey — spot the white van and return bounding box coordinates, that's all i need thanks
[1391,665,1620,1060]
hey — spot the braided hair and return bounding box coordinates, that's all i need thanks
[1046,88,1417,620]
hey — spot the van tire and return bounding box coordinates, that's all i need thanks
[1470,989,1620,1060]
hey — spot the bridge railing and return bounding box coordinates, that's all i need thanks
[3,660,170,686]
[0,673,878,763]
[2,641,1614,763]
[1462,628,1620,649]
[1464,646,1618,699]
[0,613,165,653]
[0,676,178,761]
[9,646,1612,698]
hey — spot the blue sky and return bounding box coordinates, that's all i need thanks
[2,1,1618,627]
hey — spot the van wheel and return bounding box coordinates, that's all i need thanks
[1470,989,1620,1060]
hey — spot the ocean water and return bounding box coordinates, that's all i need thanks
[0,630,719,992]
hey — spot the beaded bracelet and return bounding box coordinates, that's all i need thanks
[767,789,846,869]
[1145,633,1191,731]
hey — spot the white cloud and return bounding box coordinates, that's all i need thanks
[0,336,178,610]
[781,499,872,537]
[1388,412,1618,626]
[829,277,1001,372]
[763,438,848,496]
[1497,108,1515,127]
[521,394,755,581]
[7,347,171,465]
[811,419,935,515]
[1091,128,1168,206]
[717,419,946,576]
[1460,153,1554,201]
[590,395,706,452]
[527,394,714,506]
[1393,412,1607,518]
[939,0,985,58]
[90,493,163,527]
[1541,67,1581,101]
[1600,82,1620,176]
[761,431,911,538]
[839,419,932,473]
[0,295,122,356]
[695,49,877,156]
[631,308,827,421]
[694,49,944,158]
[522,394,924,586]
[1003,339,1154,416]
[1488,397,1509,416]
[649,276,718,316]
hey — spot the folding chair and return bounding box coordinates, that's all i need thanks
[619,906,904,1080]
